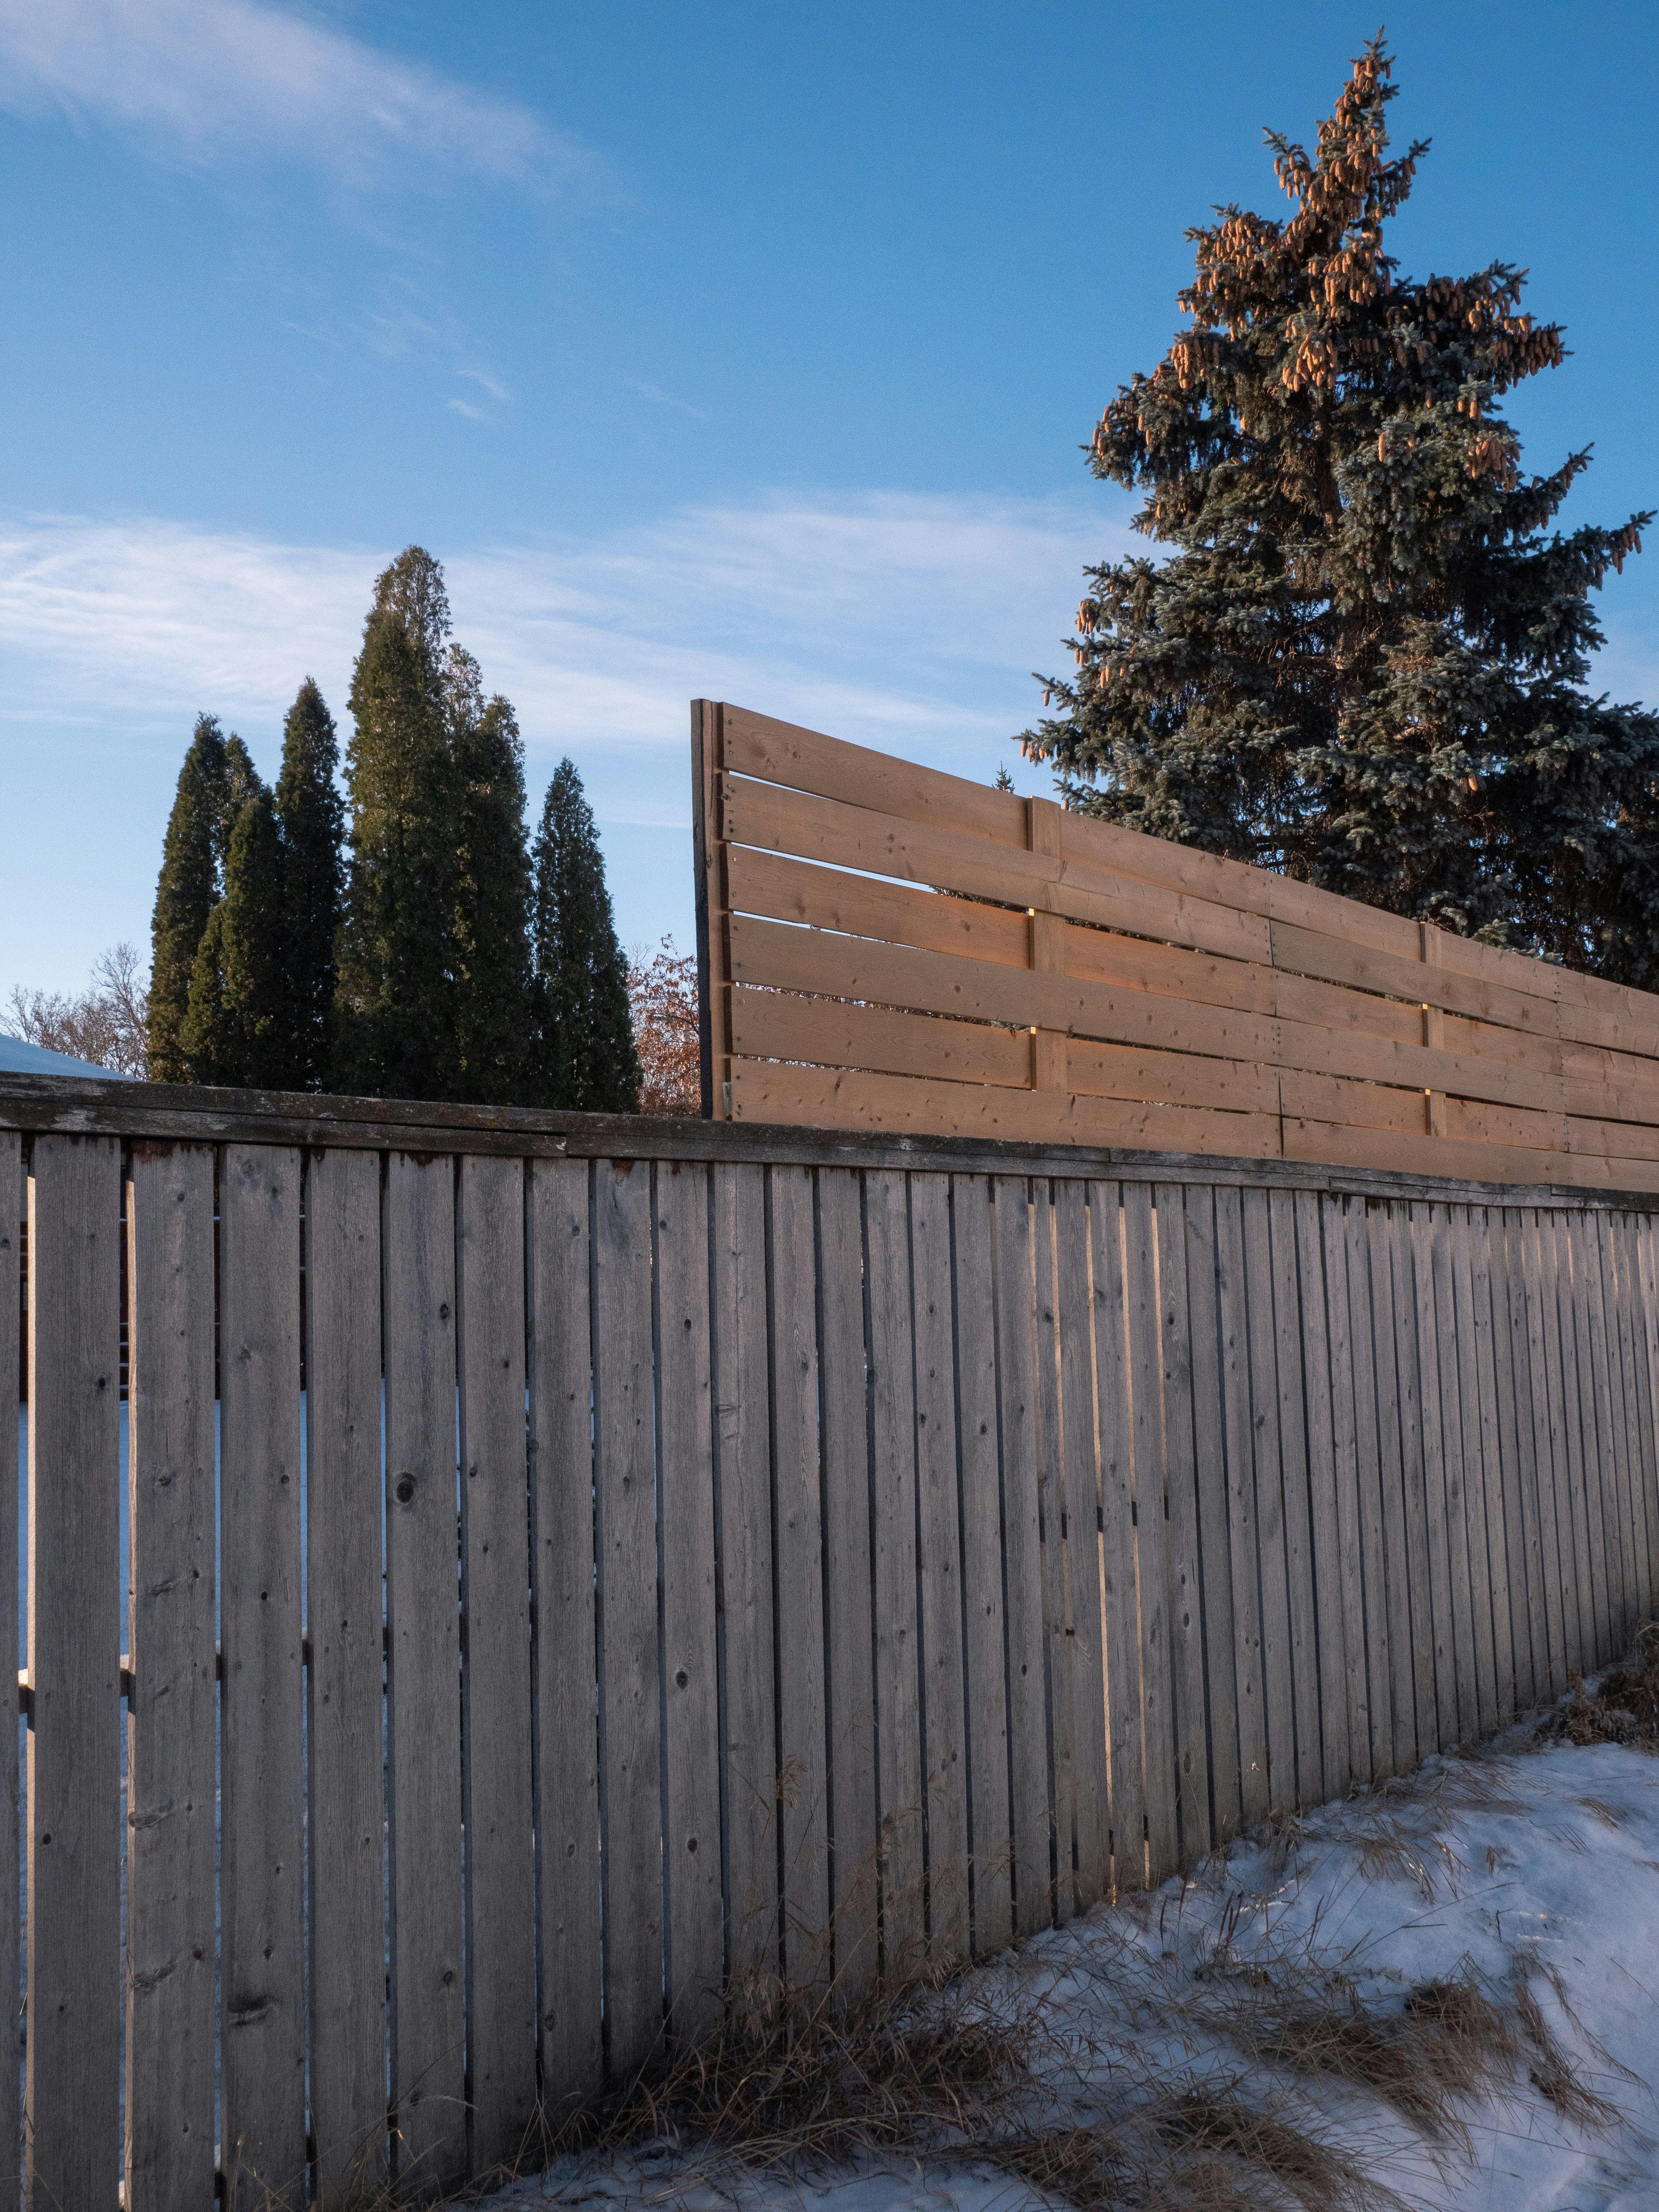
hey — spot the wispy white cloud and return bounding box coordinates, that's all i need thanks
[627,378,710,423]
[0,0,589,189]
[0,491,1124,986]
[447,397,486,420]
[459,368,510,402]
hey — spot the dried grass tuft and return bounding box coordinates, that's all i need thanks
[1545,1617,1659,1749]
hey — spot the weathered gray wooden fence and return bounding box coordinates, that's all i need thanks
[4,1070,1658,2210]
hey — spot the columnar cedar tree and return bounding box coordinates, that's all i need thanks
[149,713,230,1081]
[181,789,288,1087]
[335,547,460,1099]
[532,758,640,1112]
[1020,39,1659,981]
[274,678,343,1090]
[448,649,535,1103]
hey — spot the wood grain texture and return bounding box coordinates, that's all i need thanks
[1123,1183,1179,1877]
[709,1163,778,1993]
[1535,1211,1586,1676]
[125,1144,216,2212]
[1415,1208,1462,1749]
[1154,1188,1211,1859]
[1214,1188,1269,1819]
[1032,1188,1074,1917]
[1466,1211,1516,1724]
[990,1179,1053,1936]
[1240,1188,1295,1811]
[1182,1188,1243,1838]
[592,1160,664,2081]
[383,1153,466,2191]
[1632,1218,1659,1598]
[864,1171,925,1975]
[1343,1203,1396,1778]
[1047,1184,1106,1910]
[1563,1215,1613,1664]
[816,1168,878,1996]
[303,1148,387,2204]
[1267,1190,1321,1804]
[654,1163,722,2036]
[1087,1183,1146,1893]
[1620,1217,1659,1606]
[1293,1190,1348,1802]
[1385,1208,1437,1768]
[950,1178,1013,1954]
[1319,1196,1371,1787]
[908,1174,969,1959]
[768,1166,831,1979]
[0,1137,15,2212]
[1591,1213,1640,1652]
[26,1135,122,2212]
[1427,1208,1479,1744]
[527,1160,603,2110]
[1484,1212,1535,1716]
[1512,1212,1564,1700]
[219,1145,307,2209]
[456,1156,536,2171]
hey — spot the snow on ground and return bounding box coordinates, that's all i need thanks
[484,1728,1659,2212]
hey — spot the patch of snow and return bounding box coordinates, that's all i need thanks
[484,1732,1659,2212]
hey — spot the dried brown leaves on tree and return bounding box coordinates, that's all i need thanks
[6,943,150,1077]
[626,937,700,1117]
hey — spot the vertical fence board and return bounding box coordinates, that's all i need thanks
[1449,1211,1498,1738]
[304,1149,387,2204]
[1215,1187,1268,1821]
[1534,1211,1583,1680]
[951,1178,1012,1953]
[1268,1191,1320,1805]
[1320,1195,1371,1788]
[1561,1216,1609,1666]
[26,1135,121,2212]
[594,1159,663,2081]
[1123,1184,1177,1876]
[1343,1203,1395,1778]
[1531,1221,1575,1681]
[1033,1187,1073,1917]
[769,1166,830,1979]
[1622,1217,1659,1604]
[0,1138,15,2212]
[126,1145,216,2212]
[1389,1208,1439,1766]
[909,1175,968,1959]
[384,1154,466,2192]
[219,1145,306,2209]
[1504,1212,1557,1708]
[990,1179,1051,1936]
[528,1158,602,2110]
[1613,1216,1656,1637]
[1375,1208,1424,1770]
[457,1157,536,2171]
[817,1168,877,1995]
[1421,1207,1470,1747]
[1055,1182,1109,1905]
[1514,1212,1563,1699]
[1154,1187,1211,1860]
[655,1163,722,2039]
[1593,1214,1641,1653]
[1633,1218,1659,1599]
[1241,1188,1294,1810]
[1468,1211,1516,1724]
[1183,1188,1242,1837]
[1578,1211,1624,1657]
[710,1163,777,1991]
[864,1171,924,1974]
[1293,1190,1347,1803]
[1090,1185,1145,1893]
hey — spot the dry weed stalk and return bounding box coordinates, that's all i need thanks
[1545,1616,1659,1750]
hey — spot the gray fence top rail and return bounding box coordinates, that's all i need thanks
[4,1069,1658,1214]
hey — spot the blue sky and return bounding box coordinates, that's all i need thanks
[4,0,1657,995]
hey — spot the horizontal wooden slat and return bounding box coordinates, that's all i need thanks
[722,703,1030,849]
[729,915,1575,1116]
[1270,920,1560,1039]
[1284,1117,1659,1192]
[722,775,1274,966]
[731,989,1029,1087]
[727,844,1031,968]
[730,1059,1283,1155]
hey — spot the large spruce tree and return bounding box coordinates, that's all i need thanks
[448,650,535,1103]
[274,678,343,1090]
[1021,40,1659,981]
[335,547,460,1098]
[180,789,288,1087]
[531,758,640,1112]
